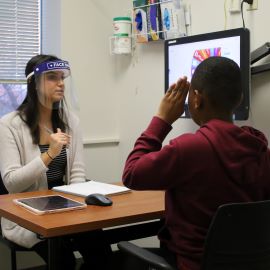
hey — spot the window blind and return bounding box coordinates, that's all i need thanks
[0,0,40,81]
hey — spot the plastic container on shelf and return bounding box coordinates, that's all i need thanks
[113,17,132,37]
[112,34,132,54]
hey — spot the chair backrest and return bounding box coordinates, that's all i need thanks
[0,173,8,195]
[201,200,270,270]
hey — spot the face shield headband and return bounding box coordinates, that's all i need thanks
[26,60,70,80]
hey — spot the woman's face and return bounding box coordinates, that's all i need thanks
[37,71,65,107]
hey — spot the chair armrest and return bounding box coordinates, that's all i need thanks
[117,241,175,270]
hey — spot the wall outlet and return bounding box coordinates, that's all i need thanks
[229,0,241,13]
[247,0,258,10]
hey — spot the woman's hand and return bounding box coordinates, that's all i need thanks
[48,128,71,159]
[156,76,190,125]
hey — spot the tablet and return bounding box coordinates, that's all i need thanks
[14,195,87,215]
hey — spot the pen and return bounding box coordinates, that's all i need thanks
[44,126,53,134]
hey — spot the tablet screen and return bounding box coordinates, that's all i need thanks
[14,195,86,214]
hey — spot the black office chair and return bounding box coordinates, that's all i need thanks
[0,173,43,270]
[118,200,270,270]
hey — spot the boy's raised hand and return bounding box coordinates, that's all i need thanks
[156,76,190,125]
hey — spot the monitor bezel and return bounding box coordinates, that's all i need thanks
[164,28,250,120]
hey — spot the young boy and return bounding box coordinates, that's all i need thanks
[122,56,270,270]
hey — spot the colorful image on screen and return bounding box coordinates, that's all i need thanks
[191,47,221,76]
[168,36,240,87]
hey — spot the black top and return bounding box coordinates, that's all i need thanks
[39,145,67,189]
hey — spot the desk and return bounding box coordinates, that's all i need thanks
[0,189,165,269]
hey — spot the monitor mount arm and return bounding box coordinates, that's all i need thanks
[251,42,270,75]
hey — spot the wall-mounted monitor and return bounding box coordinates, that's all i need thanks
[164,28,250,120]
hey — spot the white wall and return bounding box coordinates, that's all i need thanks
[60,0,127,182]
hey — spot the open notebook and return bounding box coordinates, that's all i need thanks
[52,180,131,197]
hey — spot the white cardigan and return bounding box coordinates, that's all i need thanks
[0,111,86,248]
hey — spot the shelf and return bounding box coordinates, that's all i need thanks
[251,63,270,75]
[250,42,270,75]
[132,0,187,43]
[109,0,188,54]
[132,0,174,9]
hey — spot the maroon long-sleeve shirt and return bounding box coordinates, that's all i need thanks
[122,117,270,270]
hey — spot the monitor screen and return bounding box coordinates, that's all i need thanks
[164,28,250,120]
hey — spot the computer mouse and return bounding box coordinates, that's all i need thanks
[85,193,113,206]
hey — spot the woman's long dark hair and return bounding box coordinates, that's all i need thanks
[17,54,69,144]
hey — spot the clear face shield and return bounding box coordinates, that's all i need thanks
[26,60,79,112]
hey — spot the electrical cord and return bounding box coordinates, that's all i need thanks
[241,0,254,28]
[241,0,245,28]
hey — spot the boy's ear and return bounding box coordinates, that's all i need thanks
[194,89,203,109]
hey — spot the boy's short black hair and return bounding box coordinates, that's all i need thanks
[191,56,242,113]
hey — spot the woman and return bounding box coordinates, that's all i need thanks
[0,54,111,270]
